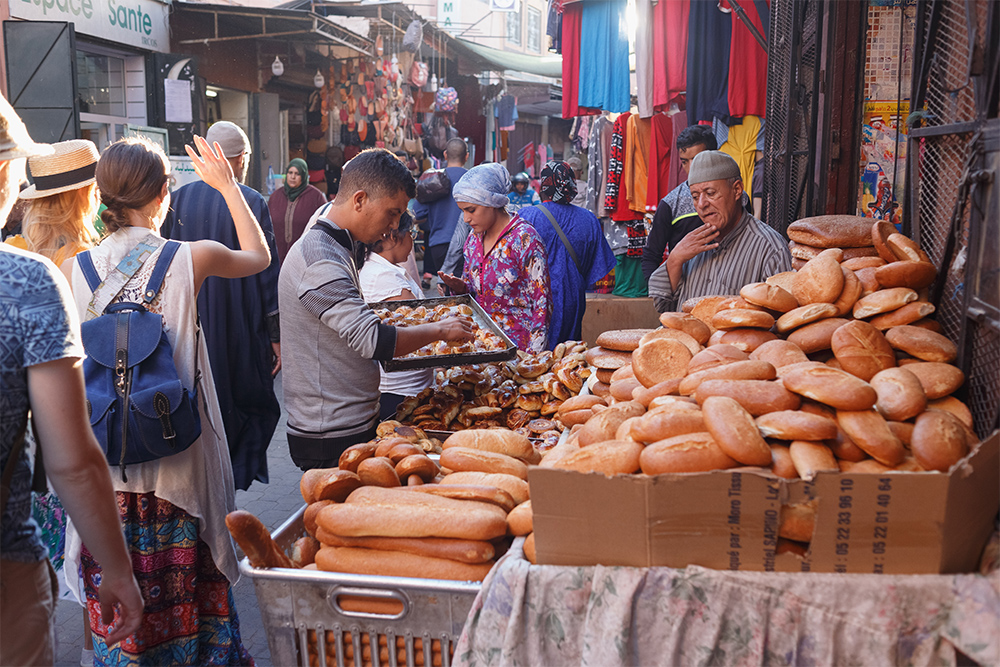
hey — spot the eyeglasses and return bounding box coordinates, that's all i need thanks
[392,226,419,241]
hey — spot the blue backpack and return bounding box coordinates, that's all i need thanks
[77,236,201,481]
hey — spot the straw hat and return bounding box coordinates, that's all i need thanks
[0,93,53,161]
[19,139,99,199]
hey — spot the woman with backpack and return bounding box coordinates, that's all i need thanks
[62,135,269,666]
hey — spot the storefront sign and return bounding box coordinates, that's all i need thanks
[438,0,459,33]
[10,0,170,52]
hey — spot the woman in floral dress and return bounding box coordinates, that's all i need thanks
[437,163,551,352]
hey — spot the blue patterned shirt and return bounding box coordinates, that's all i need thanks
[1,244,83,562]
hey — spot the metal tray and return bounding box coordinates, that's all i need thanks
[240,506,481,667]
[368,294,517,371]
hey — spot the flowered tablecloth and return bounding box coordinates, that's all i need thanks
[456,531,1000,667]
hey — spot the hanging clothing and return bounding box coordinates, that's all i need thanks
[547,0,565,53]
[603,111,630,216]
[721,115,763,189]
[622,115,652,214]
[587,114,614,217]
[728,0,770,119]
[463,215,551,353]
[687,0,733,123]
[611,254,647,298]
[646,113,674,211]
[578,0,631,113]
[497,95,517,131]
[653,0,689,110]
[519,202,615,346]
[561,3,588,118]
[634,0,655,118]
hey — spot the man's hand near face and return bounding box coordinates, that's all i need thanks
[665,223,720,294]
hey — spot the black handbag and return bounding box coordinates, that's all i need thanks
[415,168,452,204]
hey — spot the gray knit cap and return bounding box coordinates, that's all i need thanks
[687,150,741,185]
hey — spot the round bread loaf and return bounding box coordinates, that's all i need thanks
[591,380,611,398]
[629,409,706,444]
[687,344,749,374]
[911,410,969,472]
[740,281,799,313]
[610,377,643,402]
[577,401,646,446]
[832,266,863,316]
[552,439,644,475]
[900,361,964,399]
[679,359,777,396]
[605,366,633,384]
[872,220,898,262]
[718,328,778,352]
[776,303,840,334]
[836,409,906,465]
[816,247,845,262]
[750,339,810,368]
[585,346,634,370]
[639,328,702,355]
[596,329,656,352]
[788,240,824,261]
[788,440,839,480]
[632,378,684,406]
[690,295,751,331]
[766,271,798,295]
[869,301,936,329]
[874,261,937,290]
[787,214,875,248]
[792,255,844,305]
[886,232,930,262]
[712,308,776,330]
[769,443,798,479]
[702,396,772,466]
[842,246,879,260]
[639,432,739,474]
[781,365,877,410]
[869,367,927,421]
[785,317,850,353]
[595,367,616,384]
[830,320,896,381]
[842,256,886,271]
[854,267,882,296]
[694,379,802,416]
[927,396,974,428]
[632,337,693,387]
[755,410,838,441]
[659,311,712,344]
[853,287,919,319]
[884,325,957,363]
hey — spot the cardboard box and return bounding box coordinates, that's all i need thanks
[581,295,662,347]
[529,431,999,574]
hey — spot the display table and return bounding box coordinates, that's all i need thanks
[455,530,1000,666]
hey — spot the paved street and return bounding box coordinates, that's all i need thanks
[54,375,301,667]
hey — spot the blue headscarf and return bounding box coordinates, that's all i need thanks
[452,163,511,209]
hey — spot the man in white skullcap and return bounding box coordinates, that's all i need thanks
[648,150,792,312]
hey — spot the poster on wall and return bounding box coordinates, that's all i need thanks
[859,101,909,225]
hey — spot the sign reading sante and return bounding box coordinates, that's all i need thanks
[10,0,170,52]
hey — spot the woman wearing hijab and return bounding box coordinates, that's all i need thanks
[518,160,615,348]
[438,163,552,353]
[267,157,328,262]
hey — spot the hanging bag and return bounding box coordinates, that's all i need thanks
[415,168,452,203]
[76,235,201,481]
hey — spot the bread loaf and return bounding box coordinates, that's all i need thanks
[788,441,839,481]
[787,215,876,248]
[552,439,644,475]
[740,281,799,313]
[507,500,532,536]
[314,470,364,503]
[639,328,702,355]
[439,447,529,480]
[909,318,943,333]
[610,364,637,382]
[632,338,693,387]
[357,457,401,488]
[718,328,778,352]
[869,367,927,421]
[315,546,494,581]
[317,486,508,540]
[766,271,798,294]
[843,246,880,260]
[679,359,777,396]
[779,500,818,542]
[300,468,333,504]
[831,266,863,316]
[538,439,581,468]
[886,232,930,262]
[439,471,530,504]
[901,361,964,399]
[926,396,974,428]
[632,378,683,406]
[702,396,771,466]
[871,220,898,262]
[712,308,776,330]
[695,379,802,416]
[395,455,439,484]
[559,395,606,412]
[639,432,739,474]
[750,339,810,368]
[406,484,516,512]
[577,401,645,446]
[595,329,656,352]
[755,410,838,441]
[874,261,937,289]
[315,532,496,564]
[852,287,919,319]
[585,346,633,369]
[690,295,742,330]
[887,420,914,445]
[629,409,706,444]
[854,267,881,296]
[659,311,712,344]
[781,365,877,410]
[226,510,295,569]
[560,408,594,427]
[884,325,957,363]
[523,532,537,564]
[591,380,611,397]
[792,255,844,305]
[769,444,798,479]
[836,410,906,465]
[443,429,539,464]
[788,240,824,260]
[868,301,936,329]
[687,344,749,374]
[830,320,896,381]
[595,368,616,384]
[290,536,321,568]
[776,303,840,333]
[785,317,850,353]
[842,256,886,271]
[610,377,644,402]
[339,441,377,473]
[911,410,970,472]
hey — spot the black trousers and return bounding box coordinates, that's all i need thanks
[422,243,449,277]
[287,425,378,471]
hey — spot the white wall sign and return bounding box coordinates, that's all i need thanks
[10,0,170,52]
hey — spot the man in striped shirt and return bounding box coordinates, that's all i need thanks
[648,151,792,312]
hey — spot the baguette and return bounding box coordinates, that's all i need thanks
[869,301,936,329]
[701,396,771,466]
[632,378,683,407]
[874,261,937,289]
[781,365,877,410]
[639,432,739,474]
[712,309,775,330]
[406,483,516,513]
[740,281,799,313]
[225,510,295,569]
[538,439,581,468]
[439,447,529,480]
[439,471,530,504]
[315,531,495,564]
[629,410,706,444]
[507,500,533,536]
[560,408,594,427]
[290,536,321,568]
[831,265,863,316]
[755,410,838,441]
[558,395,606,412]
[852,287,918,319]
[443,429,539,464]
[576,401,645,446]
[886,232,931,262]
[776,303,840,333]
[317,486,508,540]
[769,444,798,479]
[785,317,850,353]
[315,546,494,581]
[679,359,777,396]
[551,439,643,475]
[694,379,802,416]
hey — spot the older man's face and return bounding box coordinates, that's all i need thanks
[690,178,744,235]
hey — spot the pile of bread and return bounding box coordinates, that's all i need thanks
[227,428,540,581]
[786,214,917,271]
[396,341,593,449]
[304,631,448,667]
[541,218,977,480]
[373,302,508,357]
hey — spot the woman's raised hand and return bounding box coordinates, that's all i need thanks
[437,271,469,295]
[185,135,237,193]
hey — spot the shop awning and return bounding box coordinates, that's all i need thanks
[454,39,562,78]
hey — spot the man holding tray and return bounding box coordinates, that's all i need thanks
[278,148,473,470]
